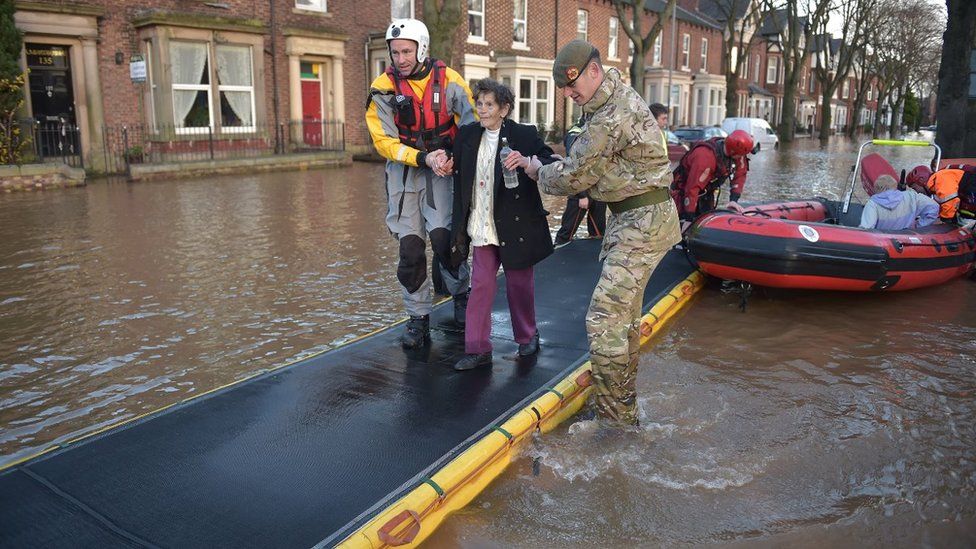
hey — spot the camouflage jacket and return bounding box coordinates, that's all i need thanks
[538,68,670,203]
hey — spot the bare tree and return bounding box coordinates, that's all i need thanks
[423,0,464,66]
[872,0,943,139]
[700,0,765,117]
[811,0,878,141]
[846,49,875,138]
[762,0,833,144]
[612,0,678,93]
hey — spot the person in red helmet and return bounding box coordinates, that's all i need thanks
[670,128,753,225]
[905,165,933,195]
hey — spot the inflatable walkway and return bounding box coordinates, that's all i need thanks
[0,240,701,548]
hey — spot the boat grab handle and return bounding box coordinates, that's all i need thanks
[378,509,421,546]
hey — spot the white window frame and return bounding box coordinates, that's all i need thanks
[577,9,588,41]
[513,0,528,47]
[391,0,413,19]
[608,16,619,60]
[700,38,708,72]
[742,52,748,79]
[172,41,213,135]
[515,75,552,127]
[216,44,256,133]
[766,56,777,84]
[681,34,690,69]
[842,79,850,99]
[295,0,326,13]
[653,34,662,65]
[468,0,485,41]
[753,55,760,83]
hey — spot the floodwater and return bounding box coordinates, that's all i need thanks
[2,134,975,545]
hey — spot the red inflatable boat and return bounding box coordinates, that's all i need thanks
[685,199,976,291]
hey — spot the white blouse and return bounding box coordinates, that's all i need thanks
[468,128,500,246]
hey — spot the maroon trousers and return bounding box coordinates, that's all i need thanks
[465,245,537,354]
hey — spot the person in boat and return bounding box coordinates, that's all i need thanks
[858,174,938,230]
[906,164,976,225]
[669,128,754,226]
[523,40,681,426]
[365,18,476,349]
[448,79,556,371]
[553,115,606,247]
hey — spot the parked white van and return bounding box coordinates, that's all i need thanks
[721,117,779,151]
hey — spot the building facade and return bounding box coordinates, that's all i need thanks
[12,0,883,174]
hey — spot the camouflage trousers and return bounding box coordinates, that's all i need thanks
[587,198,680,425]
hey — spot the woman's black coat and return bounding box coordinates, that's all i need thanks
[450,120,556,271]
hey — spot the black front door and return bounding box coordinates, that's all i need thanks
[25,43,79,158]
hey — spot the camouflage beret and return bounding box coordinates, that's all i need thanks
[553,39,598,87]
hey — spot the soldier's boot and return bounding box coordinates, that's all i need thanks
[453,289,469,328]
[401,315,430,349]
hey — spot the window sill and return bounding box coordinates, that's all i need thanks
[607,56,621,62]
[467,36,489,46]
[512,43,530,51]
[293,8,332,17]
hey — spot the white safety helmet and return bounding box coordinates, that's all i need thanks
[386,18,430,64]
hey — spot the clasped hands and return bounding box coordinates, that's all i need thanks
[424,149,454,177]
[509,151,559,182]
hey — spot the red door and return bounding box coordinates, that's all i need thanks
[301,80,322,146]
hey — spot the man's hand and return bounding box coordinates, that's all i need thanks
[524,155,543,181]
[425,149,452,177]
[727,201,744,213]
[579,197,590,210]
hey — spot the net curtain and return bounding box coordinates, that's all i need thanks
[170,42,208,126]
[216,45,253,126]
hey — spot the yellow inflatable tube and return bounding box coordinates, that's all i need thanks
[336,270,705,548]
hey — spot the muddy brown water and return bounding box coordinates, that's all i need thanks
[2,134,973,545]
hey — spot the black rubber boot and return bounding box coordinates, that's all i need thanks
[454,352,492,371]
[401,315,430,349]
[453,289,469,327]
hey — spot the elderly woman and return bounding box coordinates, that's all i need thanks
[449,79,556,371]
[859,173,938,230]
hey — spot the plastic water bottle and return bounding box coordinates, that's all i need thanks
[499,138,519,189]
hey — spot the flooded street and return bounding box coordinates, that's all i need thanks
[2,135,974,545]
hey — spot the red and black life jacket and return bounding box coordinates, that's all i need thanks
[671,137,734,191]
[386,59,458,151]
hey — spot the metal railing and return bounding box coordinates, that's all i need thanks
[15,118,83,168]
[101,120,345,175]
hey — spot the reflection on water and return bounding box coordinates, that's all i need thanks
[2,135,973,544]
[0,163,402,466]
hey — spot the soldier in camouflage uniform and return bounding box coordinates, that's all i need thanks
[526,40,681,425]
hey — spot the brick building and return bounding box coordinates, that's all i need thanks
[19,0,885,176]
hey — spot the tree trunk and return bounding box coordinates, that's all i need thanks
[424,0,463,66]
[725,72,739,117]
[780,86,797,143]
[872,89,887,139]
[818,92,832,142]
[935,0,976,158]
[630,55,645,96]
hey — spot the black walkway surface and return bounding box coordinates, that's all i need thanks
[0,241,695,549]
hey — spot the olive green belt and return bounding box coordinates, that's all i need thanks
[606,187,670,214]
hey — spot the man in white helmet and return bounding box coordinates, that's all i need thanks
[365,19,477,349]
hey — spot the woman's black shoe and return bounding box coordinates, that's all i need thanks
[517,332,540,357]
[454,352,492,371]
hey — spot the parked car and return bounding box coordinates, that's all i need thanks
[665,130,689,164]
[721,117,779,151]
[672,125,728,147]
